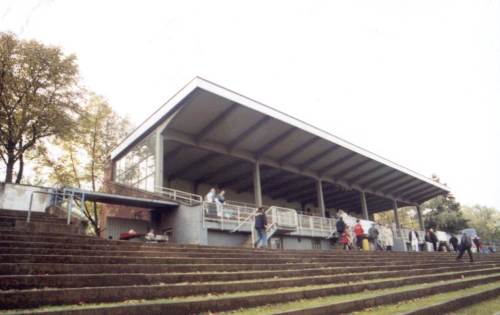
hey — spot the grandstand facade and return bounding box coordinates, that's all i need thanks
[103,77,450,249]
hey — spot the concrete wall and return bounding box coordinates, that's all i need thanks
[159,204,207,245]
[169,178,328,216]
[207,230,247,247]
[0,183,51,212]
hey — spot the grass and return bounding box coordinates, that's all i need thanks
[448,297,500,315]
[221,274,500,315]
[351,282,500,315]
[1,272,498,315]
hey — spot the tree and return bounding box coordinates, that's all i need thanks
[422,193,468,233]
[34,95,130,235]
[375,207,419,229]
[0,32,79,183]
[462,205,500,242]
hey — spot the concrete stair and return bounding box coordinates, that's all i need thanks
[0,210,499,314]
[0,208,84,235]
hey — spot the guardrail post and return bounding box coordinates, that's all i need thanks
[27,193,34,223]
[309,216,313,237]
[221,207,224,231]
[67,192,73,225]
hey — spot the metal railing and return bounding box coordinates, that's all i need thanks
[154,186,202,206]
[296,213,336,238]
[28,189,86,225]
[202,201,256,231]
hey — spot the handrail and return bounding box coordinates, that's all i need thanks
[231,207,259,232]
[28,189,86,224]
[154,186,202,206]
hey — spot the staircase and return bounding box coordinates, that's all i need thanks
[0,208,85,235]
[242,206,298,248]
[0,208,499,314]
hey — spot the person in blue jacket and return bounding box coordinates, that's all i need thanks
[254,207,268,248]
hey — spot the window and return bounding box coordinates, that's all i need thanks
[115,133,156,192]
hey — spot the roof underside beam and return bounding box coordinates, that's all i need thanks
[330,159,372,180]
[195,103,239,144]
[279,137,320,165]
[228,116,270,151]
[346,164,386,184]
[318,152,357,175]
[163,129,419,205]
[256,128,295,157]
[299,145,341,171]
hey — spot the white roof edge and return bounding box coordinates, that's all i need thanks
[111,76,450,193]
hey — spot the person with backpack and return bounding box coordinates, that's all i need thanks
[425,229,438,251]
[368,224,380,250]
[449,235,459,252]
[456,233,474,262]
[254,207,268,248]
[354,219,364,250]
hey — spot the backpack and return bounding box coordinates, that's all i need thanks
[461,234,472,248]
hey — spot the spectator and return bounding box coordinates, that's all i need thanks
[254,207,268,248]
[215,190,225,217]
[449,235,459,252]
[340,227,352,250]
[383,224,394,251]
[426,229,438,251]
[473,236,482,253]
[354,219,364,250]
[205,187,217,215]
[336,217,346,239]
[205,187,216,203]
[145,229,155,241]
[408,229,419,252]
[456,233,474,262]
[368,224,380,250]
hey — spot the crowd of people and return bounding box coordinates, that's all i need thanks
[202,189,496,255]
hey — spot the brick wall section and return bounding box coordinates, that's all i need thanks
[100,160,171,238]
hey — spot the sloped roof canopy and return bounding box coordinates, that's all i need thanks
[111,77,449,213]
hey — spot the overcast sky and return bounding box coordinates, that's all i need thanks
[1,0,499,209]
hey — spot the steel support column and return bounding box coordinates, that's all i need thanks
[416,205,424,230]
[317,180,326,217]
[393,199,400,230]
[360,191,369,220]
[155,131,164,189]
[253,161,263,206]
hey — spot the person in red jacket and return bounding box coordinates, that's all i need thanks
[354,219,364,250]
[340,227,352,250]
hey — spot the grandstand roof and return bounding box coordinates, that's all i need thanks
[111,77,449,212]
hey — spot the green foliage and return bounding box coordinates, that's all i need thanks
[462,205,500,242]
[0,32,80,183]
[422,194,468,233]
[375,207,419,230]
[33,95,130,235]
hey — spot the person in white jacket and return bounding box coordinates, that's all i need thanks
[409,229,420,252]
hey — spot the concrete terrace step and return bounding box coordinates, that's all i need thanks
[2,252,491,266]
[0,246,482,262]
[0,238,479,259]
[0,235,495,260]
[2,259,493,276]
[5,272,500,314]
[1,263,497,290]
[2,267,498,310]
